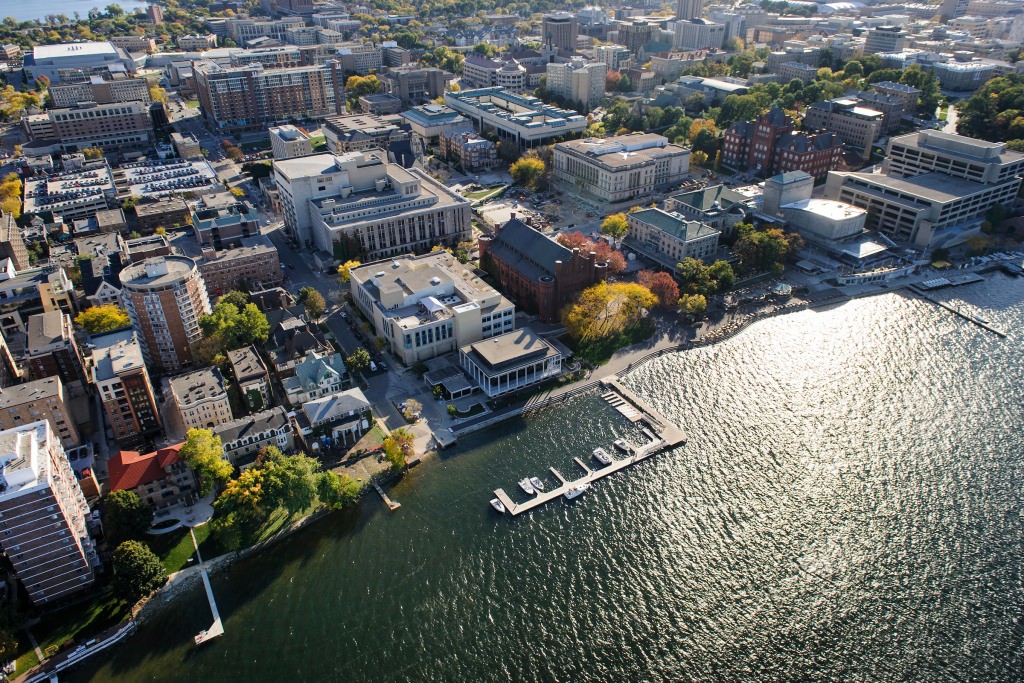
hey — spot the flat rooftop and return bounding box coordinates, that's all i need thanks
[91,330,144,382]
[463,328,558,371]
[169,367,226,406]
[840,171,999,203]
[782,198,867,220]
[34,42,118,61]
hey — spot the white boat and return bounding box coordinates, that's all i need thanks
[490,498,505,513]
[530,477,545,491]
[613,439,632,453]
[564,483,590,500]
[592,447,612,465]
[518,478,536,495]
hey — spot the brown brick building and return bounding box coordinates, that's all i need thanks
[108,443,195,511]
[118,256,212,375]
[479,218,606,323]
[723,106,844,180]
[90,330,161,448]
[25,311,85,389]
[196,235,283,299]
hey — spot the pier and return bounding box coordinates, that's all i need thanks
[372,481,401,511]
[492,375,686,517]
[192,528,224,646]
[913,290,1007,338]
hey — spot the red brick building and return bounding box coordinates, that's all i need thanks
[108,444,196,511]
[478,218,607,323]
[722,106,845,180]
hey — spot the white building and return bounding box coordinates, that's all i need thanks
[25,42,135,84]
[269,125,314,160]
[545,58,607,110]
[625,208,720,269]
[273,151,472,257]
[459,328,563,398]
[168,367,233,432]
[350,251,515,364]
[444,88,587,149]
[552,133,691,208]
[674,19,726,50]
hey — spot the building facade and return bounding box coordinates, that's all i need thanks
[25,312,84,389]
[0,377,81,451]
[459,328,563,398]
[444,88,587,149]
[90,330,161,448]
[552,133,691,207]
[44,101,154,151]
[350,252,515,364]
[803,98,884,160]
[269,124,313,160]
[213,407,294,467]
[478,218,606,323]
[108,444,195,511]
[196,236,283,300]
[545,58,607,110]
[168,367,233,431]
[542,12,579,51]
[119,256,212,374]
[0,421,98,605]
[49,75,150,108]
[624,208,720,269]
[439,131,498,172]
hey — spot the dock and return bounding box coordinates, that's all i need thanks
[493,375,686,517]
[372,481,401,511]
[191,528,224,646]
[914,290,1008,338]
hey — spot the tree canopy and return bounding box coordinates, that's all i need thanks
[298,286,326,320]
[180,428,232,496]
[103,490,153,543]
[562,282,657,343]
[337,259,361,283]
[637,271,680,310]
[75,304,130,335]
[676,258,735,298]
[112,540,166,602]
[957,74,1024,146]
[733,224,804,274]
[198,300,269,355]
[557,232,626,274]
[600,213,630,239]
[510,156,545,190]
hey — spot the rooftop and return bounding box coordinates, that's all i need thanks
[463,328,560,372]
[90,330,144,382]
[302,388,370,424]
[556,133,689,168]
[0,423,52,499]
[108,443,183,492]
[227,345,267,381]
[0,377,62,410]
[119,256,197,289]
[213,407,288,446]
[169,367,227,407]
[27,311,70,352]
[33,42,119,61]
[782,198,867,220]
[838,170,997,202]
[269,125,310,142]
[629,208,721,241]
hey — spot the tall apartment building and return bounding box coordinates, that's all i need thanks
[542,12,579,52]
[119,256,212,375]
[678,0,706,20]
[269,124,313,160]
[49,75,150,107]
[552,133,691,207]
[226,16,305,44]
[337,42,383,74]
[803,98,884,160]
[462,55,528,91]
[616,21,656,56]
[43,101,154,151]
[595,44,633,72]
[273,151,472,257]
[0,210,28,270]
[25,312,84,388]
[168,367,233,431]
[349,251,515,365]
[0,421,98,606]
[862,26,906,55]
[90,330,161,448]
[194,61,342,130]
[675,19,726,50]
[0,377,81,450]
[545,58,607,110]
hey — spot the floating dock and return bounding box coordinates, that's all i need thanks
[914,290,1007,338]
[493,376,686,517]
[372,481,401,511]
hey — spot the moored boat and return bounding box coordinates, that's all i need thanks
[490,498,505,513]
[530,476,545,491]
[518,478,536,495]
[592,447,612,465]
[564,483,590,500]
[613,439,632,453]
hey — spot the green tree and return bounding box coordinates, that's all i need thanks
[679,293,707,317]
[510,156,545,190]
[181,428,232,496]
[218,290,249,309]
[381,427,414,473]
[733,225,804,274]
[75,304,131,334]
[199,301,269,352]
[298,286,326,320]
[103,490,153,543]
[600,213,629,239]
[318,470,361,510]
[346,347,371,374]
[112,540,166,602]
[258,448,320,514]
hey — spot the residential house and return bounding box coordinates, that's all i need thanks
[281,349,349,405]
[213,407,294,467]
[108,443,196,511]
[227,345,271,412]
[300,388,370,446]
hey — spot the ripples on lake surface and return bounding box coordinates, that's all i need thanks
[76,278,1024,682]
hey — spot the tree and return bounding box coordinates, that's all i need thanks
[258,449,320,514]
[112,540,166,602]
[679,293,707,317]
[510,156,545,190]
[180,428,232,496]
[637,271,680,310]
[298,286,326,320]
[75,304,130,334]
[104,490,153,543]
[148,82,167,104]
[382,427,414,473]
[337,259,360,283]
[229,186,245,198]
[346,347,370,374]
[562,282,657,343]
[81,146,104,160]
[318,470,361,510]
[402,398,422,421]
[218,290,249,309]
[199,300,269,353]
[676,258,734,297]
[600,213,629,239]
[556,232,626,274]
[733,225,803,274]
[691,150,709,167]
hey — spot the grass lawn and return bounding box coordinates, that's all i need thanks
[465,185,506,201]
[148,523,220,573]
[309,135,327,151]
[253,504,319,545]
[241,140,271,152]
[186,100,200,109]
[938,106,948,121]
[34,589,130,656]
[13,635,39,678]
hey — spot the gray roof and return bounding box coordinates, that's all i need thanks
[630,208,720,241]
[169,367,226,407]
[837,170,996,203]
[227,345,267,382]
[213,406,289,445]
[302,388,370,424]
[488,218,571,280]
[0,377,61,409]
[26,311,68,352]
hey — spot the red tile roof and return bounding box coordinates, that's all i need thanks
[108,443,184,492]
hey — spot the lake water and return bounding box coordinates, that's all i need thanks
[3,1,149,23]
[73,275,1024,682]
